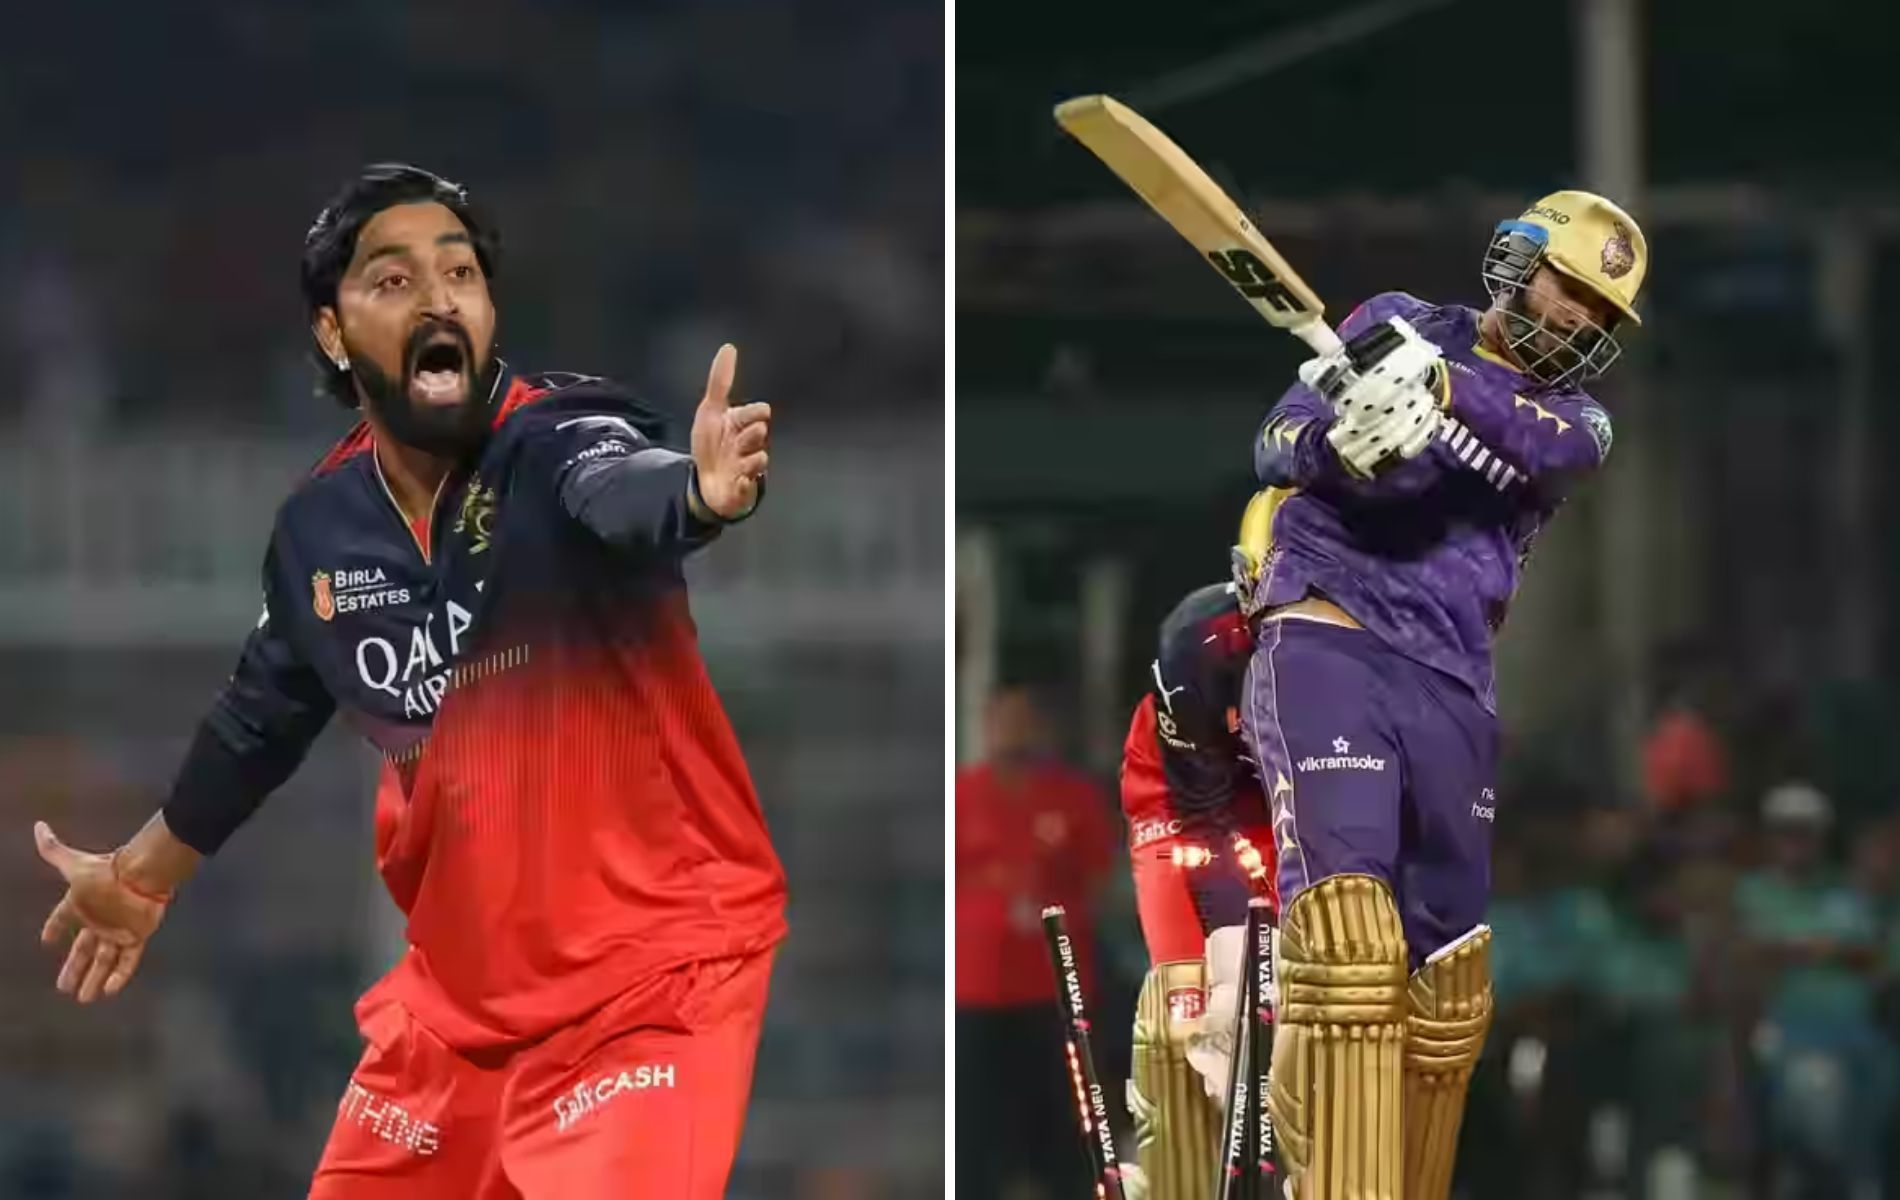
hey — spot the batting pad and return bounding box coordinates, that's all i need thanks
[1127,960,1222,1200]
[1270,874,1407,1200]
[1402,925,1493,1200]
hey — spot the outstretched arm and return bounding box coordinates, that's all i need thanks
[556,344,770,554]
[34,544,333,1003]
[34,812,195,1004]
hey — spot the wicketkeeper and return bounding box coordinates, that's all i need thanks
[1115,554,1280,1200]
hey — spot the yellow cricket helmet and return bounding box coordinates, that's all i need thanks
[1482,190,1648,385]
[1516,190,1647,324]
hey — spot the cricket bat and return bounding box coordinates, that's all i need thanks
[1054,94,1345,358]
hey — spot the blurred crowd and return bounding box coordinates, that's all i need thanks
[0,0,942,442]
[1467,666,1900,1200]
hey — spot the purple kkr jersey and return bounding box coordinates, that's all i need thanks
[1247,292,1613,712]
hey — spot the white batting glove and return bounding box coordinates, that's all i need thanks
[1326,380,1442,476]
[1300,317,1446,477]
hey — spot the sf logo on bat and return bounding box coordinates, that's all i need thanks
[1207,248,1311,317]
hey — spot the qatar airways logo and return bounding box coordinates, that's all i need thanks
[552,1063,677,1132]
[355,599,476,718]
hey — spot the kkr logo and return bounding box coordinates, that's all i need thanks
[1207,249,1309,316]
[1601,222,1636,279]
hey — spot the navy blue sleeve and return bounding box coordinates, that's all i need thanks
[521,392,755,556]
[163,543,336,854]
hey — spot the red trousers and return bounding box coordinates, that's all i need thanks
[307,949,776,1199]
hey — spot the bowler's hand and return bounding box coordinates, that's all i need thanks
[35,821,170,1004]
[689,344,771,521]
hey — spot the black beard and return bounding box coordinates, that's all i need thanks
[348,323,498,459]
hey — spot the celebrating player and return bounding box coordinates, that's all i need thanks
[1115,554,1280,1200]
[1237,191,1646,1199]
[31,164,785,1198]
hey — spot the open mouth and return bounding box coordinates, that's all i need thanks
[408,333,468,405]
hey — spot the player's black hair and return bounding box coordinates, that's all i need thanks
[300,163,501,407]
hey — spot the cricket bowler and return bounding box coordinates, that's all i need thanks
[31,164,786,1198]
[1116,572,1279,1200]
[1236,191,1646,1199]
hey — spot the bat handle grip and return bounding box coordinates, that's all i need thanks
[1292,319,1345,358]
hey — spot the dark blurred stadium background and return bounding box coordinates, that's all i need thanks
[958,2,1900,1197]
[0,3,942,1197]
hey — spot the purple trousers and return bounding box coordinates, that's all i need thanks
[1241,618,1497,970]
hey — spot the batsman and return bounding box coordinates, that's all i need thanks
[1237,192,1647,1199]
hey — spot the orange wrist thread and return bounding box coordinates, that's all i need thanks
[111,851,175,905]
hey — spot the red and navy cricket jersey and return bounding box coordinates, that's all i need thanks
[1119,582,1274,931]
[164,365,787,1049]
